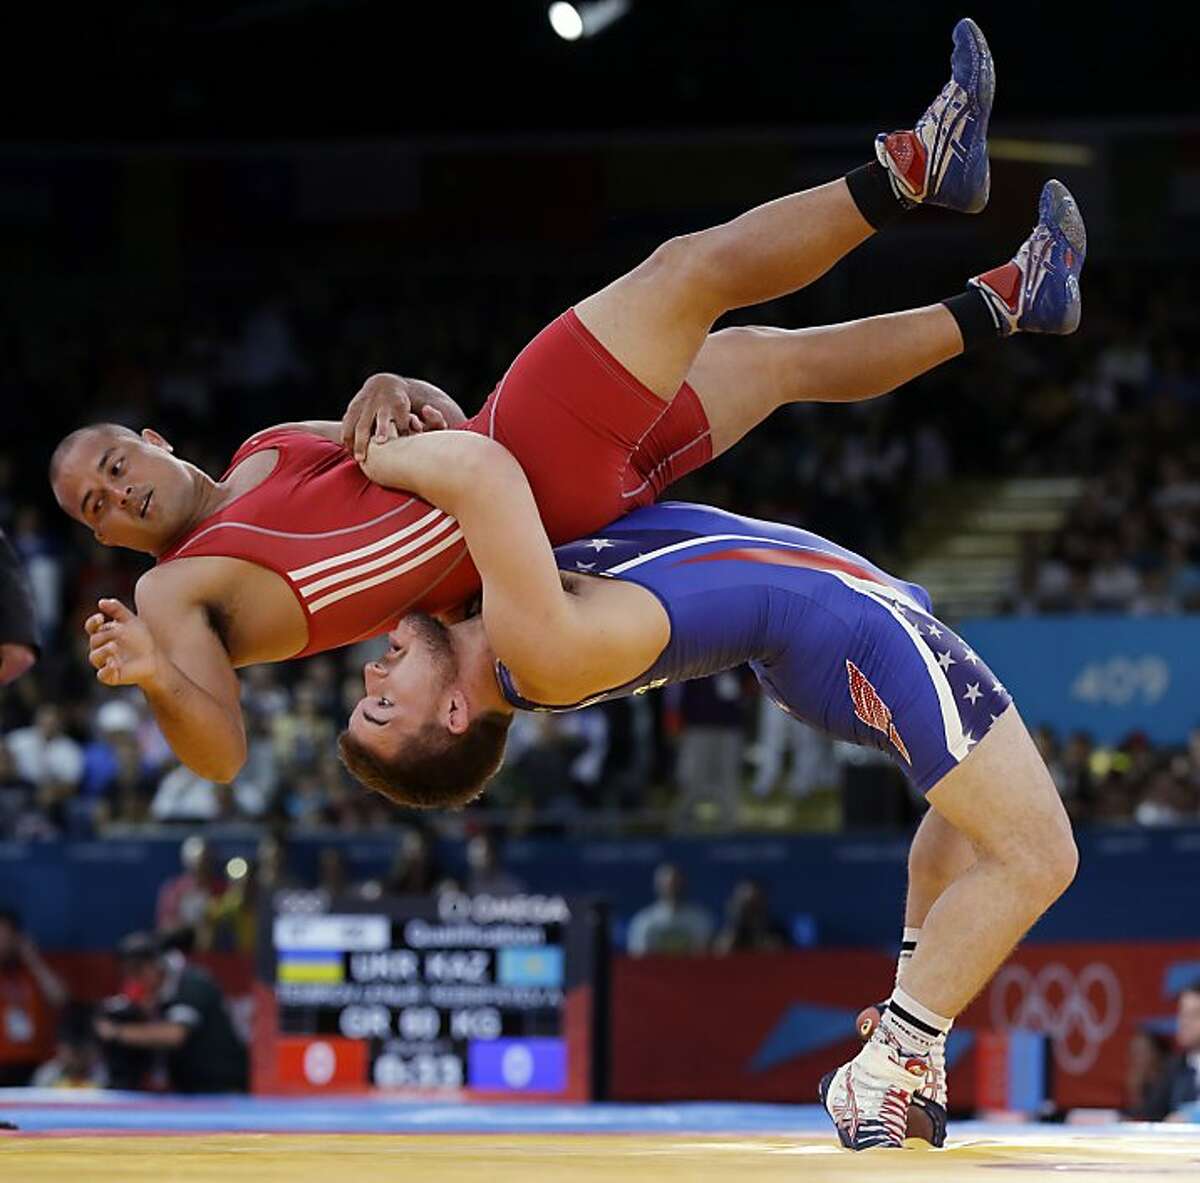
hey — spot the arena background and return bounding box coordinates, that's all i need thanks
[3,2,1200,1179]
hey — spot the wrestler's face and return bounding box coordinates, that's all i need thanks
[51,427,196,555]
[347,615,460,759]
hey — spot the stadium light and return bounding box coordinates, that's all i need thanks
[548,1,631,42]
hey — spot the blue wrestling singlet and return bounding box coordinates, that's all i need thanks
[495,502,1013,794]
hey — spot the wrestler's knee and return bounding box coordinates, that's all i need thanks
[1002,805,1078,907]
[643,232,734,313]
[907,811,971,894]
[1039,819,1079,900]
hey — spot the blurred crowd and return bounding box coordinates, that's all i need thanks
[996,269,1200,615]
[4,260,1200,838]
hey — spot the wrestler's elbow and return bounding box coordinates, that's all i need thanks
[444,436,525,508]
[185,730,246,785]
[214,734,248,784]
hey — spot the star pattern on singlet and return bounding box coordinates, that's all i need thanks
[899,603,1012,751]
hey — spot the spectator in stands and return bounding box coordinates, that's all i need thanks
[201,836,298,954]
[228,709,280,817]
[750,696,837,801]
[150,762,220,823]
[149,755,268,822]
[713,880,790,954]
[7,705,83,821]
[317,846,352,897]
[31,1004,109,1089]
[0,739,44,839]
[94,932,247,1094]
[283,770,329,829]
[257,833,300,895]
[315,749,370,830]
[9,506,63,639]
[367,827,448,897]
[272,681,335,775]
[1089,538,1142,612]
[465,832,525,896]
[240,665,289,721]
[1134,767,1196,827]
[1031,541,1073,614]
[156,835,227,937]
[82,700,157,829]
[496,713,589,828]
[1091,768,1136,824]
[1130,563,1183,615]
[197,857,254,954]
[666,673,746,830]
[1059,731,1097,820]
[0,906,67,1085]
[1164,539,1200,609]
[1127,980,1200,1121]
[627,863,713,956]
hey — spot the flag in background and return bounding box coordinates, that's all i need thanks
[277,950,344,985]
[498,946,564,988]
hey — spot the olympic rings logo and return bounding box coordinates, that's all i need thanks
[989,962,1123,1075]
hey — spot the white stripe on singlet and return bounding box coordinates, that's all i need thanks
[295,515,461,598]
[305,527,465,614]
[287,507,448,580]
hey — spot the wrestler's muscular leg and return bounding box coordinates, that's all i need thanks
[902,808,976,950]
[686,306,964,457]
[899,707,1078,1016]
[575,179,874,401]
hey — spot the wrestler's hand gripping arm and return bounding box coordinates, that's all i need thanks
[270,374,467,456]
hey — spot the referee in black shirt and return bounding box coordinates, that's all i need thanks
[96,933,248,1093]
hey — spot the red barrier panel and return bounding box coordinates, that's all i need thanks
[611,949,892,1103]
[610,941,1200,1110]
[964,940,1199,1109]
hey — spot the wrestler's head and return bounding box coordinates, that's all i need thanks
[339,613,512,810]
[50,424,199,555]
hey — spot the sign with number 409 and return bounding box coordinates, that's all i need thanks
[958,617,1200,743]
[1070,656,1170,707]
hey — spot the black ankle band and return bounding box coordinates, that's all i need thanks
[943,289,1001,351]
[889,1000,945,1038]
[845,162,909,230]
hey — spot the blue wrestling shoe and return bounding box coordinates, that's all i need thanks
[818,1038,929,1151]
[876,17,994,213]
[970,179,1087,336]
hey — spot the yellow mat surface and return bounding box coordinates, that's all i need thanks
[5,1131,1200,1182]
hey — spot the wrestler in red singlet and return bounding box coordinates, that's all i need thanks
[158,309,712,657]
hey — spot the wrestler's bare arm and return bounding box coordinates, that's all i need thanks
[86,567,247,783]
[359,431,664,704]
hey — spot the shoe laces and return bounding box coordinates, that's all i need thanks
[877,1081,913,1145]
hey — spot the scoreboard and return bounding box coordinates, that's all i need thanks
[252,890,608,1099]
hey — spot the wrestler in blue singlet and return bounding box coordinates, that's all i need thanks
[496,502,1013,794]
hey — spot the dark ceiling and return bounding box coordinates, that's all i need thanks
[5,1,1199,143]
